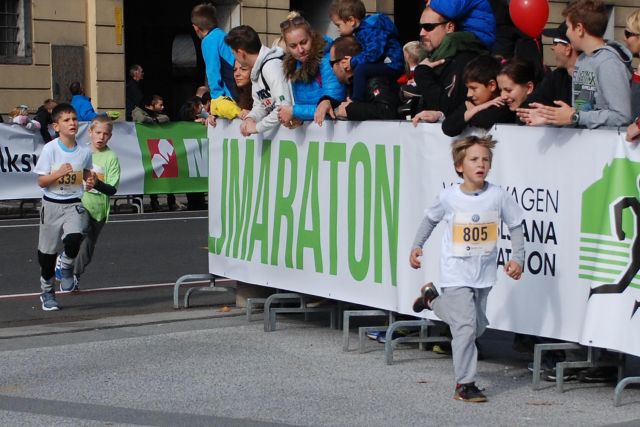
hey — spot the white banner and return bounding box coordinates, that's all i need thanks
[208,120,640,357]
[0,122,208,199]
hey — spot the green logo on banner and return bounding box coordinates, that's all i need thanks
[136,122,208,193]
[578,158,640,316]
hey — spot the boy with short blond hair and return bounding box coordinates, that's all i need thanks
[72,116,120,290]
[410,135,525,402]
[34,103,94,310]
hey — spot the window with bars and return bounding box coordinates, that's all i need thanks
[0,0,31,64]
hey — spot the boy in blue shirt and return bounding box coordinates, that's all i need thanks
[191,3,238,104]
[329,0,403,102]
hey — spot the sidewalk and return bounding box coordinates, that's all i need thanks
[0,309,638,426]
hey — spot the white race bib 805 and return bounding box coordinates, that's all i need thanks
[452,211,498,256]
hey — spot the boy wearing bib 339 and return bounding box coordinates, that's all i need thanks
[34,103,94,311]
[409,135,525,403]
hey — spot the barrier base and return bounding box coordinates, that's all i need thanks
[173,273,235,309]
[614,376,640,406]
[384,319,451,365]
[342,309,392,352]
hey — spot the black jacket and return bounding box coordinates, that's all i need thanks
[413,50,479,117]
[34,105,54,142]
[126,79,144,121]
[442,102,516,137]
[322,75,399,121]
[523,67,572,108]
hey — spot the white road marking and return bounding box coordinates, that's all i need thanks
[0,216,207,229]
[0,278,235,299]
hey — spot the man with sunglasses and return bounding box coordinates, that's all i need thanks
[409,6,487,123]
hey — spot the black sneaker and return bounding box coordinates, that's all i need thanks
[576,366,617,383]
[454,383,487,403]
[412,282,439,312]
[541,367,580,382]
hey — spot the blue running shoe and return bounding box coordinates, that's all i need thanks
[59,269,78,293]
[40,291,59,311]
[54,255,62,281]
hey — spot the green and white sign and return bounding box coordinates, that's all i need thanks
[209,122,640,357]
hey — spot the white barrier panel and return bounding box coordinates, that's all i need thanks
[0,122,209,199]
[208,120,640,357]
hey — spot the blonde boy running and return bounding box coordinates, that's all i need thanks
[410,135,525,402]
[72,116,120,289]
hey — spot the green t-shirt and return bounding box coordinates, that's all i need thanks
[81,147,120,222]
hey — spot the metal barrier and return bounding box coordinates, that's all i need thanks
[172,273,235,309]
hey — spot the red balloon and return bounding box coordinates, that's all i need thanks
[509,0,550,38]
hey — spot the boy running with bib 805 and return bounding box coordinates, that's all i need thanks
[410,135,525,403]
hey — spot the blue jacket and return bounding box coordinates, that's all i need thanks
[351,13,403,71]
[201,28,236,99]
[70,95,100,121]
[430,0,496,48]
[291,39,346,121]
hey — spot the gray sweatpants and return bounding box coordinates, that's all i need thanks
[432,286,492,385]
[74,218,105,276]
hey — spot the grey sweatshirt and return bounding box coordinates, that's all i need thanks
[572,41,633,129]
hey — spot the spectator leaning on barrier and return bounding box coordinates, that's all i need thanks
[277,12,345,128]
[34,99,58,143]
[623,10,640,120]
[70,82,120,122]
[497,58,540,124]
[233,60,253,119]
[132,94,170,124]
[315,35,399,123]
[410,6,487,125]
[516,0,632,129]
[225,25,292,136]
[440,54,515,136]
[191,3,239,106]
[522,22,576,109]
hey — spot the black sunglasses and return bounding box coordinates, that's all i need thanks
[419,21,448,32]
[330,57,344,67]
[280,16,306,30]
[624,29,640,38]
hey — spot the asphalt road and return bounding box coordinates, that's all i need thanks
[0,210,234,327]
[1,313,639,426]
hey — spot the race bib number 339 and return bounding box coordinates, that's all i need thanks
[452,211,498,256]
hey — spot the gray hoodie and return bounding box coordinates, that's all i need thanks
[572,41,632,128]
[247,46,293,134]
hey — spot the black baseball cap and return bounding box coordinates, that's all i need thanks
[542,22,569,44]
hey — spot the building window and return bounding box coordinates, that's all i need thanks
[0,0,31,64]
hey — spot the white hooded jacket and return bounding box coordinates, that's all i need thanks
[247,46,293,133]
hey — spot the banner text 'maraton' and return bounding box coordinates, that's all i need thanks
[210,138,400,286]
